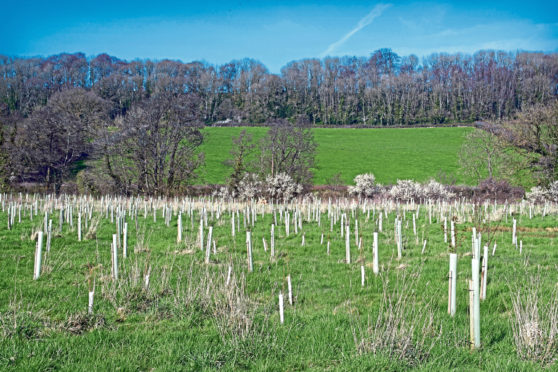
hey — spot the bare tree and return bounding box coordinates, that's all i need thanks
[258,118,316,185]
[461,100,558,187]
[15,88,110,192]
[225,129,256,194]
[1,50,557,128]
[502,101,558,184]
[1,50,558,192]
[98,93,204,195]
[459,126,512,183]
[0,103,15,190]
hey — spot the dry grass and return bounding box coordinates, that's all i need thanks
[62,313,107,335]
[133,224,152,253]
[0,301,53,339]
[1,300,110,338]
[84,215,100,240]
[510,271,558,366]
[352,270,442,366]
[95,256,265,345]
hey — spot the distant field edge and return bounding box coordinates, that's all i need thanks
[199,126,474,186]
[207,122,478,129]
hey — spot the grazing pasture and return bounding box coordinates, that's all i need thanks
[199,126,473,185]
[0,194,556,371]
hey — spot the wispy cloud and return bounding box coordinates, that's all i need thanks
[320,3,391,57]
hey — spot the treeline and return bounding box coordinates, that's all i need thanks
[1,49,557,126]
[1,49,557,194]
[0,84,316,195]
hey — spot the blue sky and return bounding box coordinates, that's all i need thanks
[1,0,557,73]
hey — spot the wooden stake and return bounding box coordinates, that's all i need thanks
[444,217,447,243]
[480,246,488,300]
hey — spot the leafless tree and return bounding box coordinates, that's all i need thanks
[258,118,316,185]
[226,129,256,194]
[0,103,15,190]
[501,100,558,184]
[15,88,110,192]
[461,100,558,187]
[1,50,557,191]
[1,50,557,128]
[97,93,204,195]
[459,126,514,183]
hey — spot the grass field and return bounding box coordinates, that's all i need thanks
[1,197,556,370]
[198,127,473,186]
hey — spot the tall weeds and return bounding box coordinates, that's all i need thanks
[510,271,557,366]
[352,270,442,366]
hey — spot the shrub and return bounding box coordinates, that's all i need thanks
[546,181,558,202]
[265,173,303,202]
[213,186,233,200]
[524,181,558,204]
[510,272,557,366]
[311,184,348,200]
[389,180,424,202]
[237,173,263,201]
[352,270,441,366]
[422,179,455,201]
[348,173,380,199]
[217,172,304,202]
[474,178,524,202]
[186,185,222,197]
[526,186,548,204]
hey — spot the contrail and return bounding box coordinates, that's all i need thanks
[320,4,391,57]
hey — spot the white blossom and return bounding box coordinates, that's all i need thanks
[389,180,423,201]
[348,173,380,199]
[526,186,547,203]
[237,173,263,201]
[422,179,455,201]
[265,173,302,201]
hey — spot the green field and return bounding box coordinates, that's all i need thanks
[198,127,473,185]
[1,198,556,370]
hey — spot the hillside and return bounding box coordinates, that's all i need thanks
[198,126,473,185]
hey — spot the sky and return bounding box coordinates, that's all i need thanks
[1,0,557,73]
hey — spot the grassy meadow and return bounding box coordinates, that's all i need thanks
[198,127,473,186]
[0,196,556,371]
